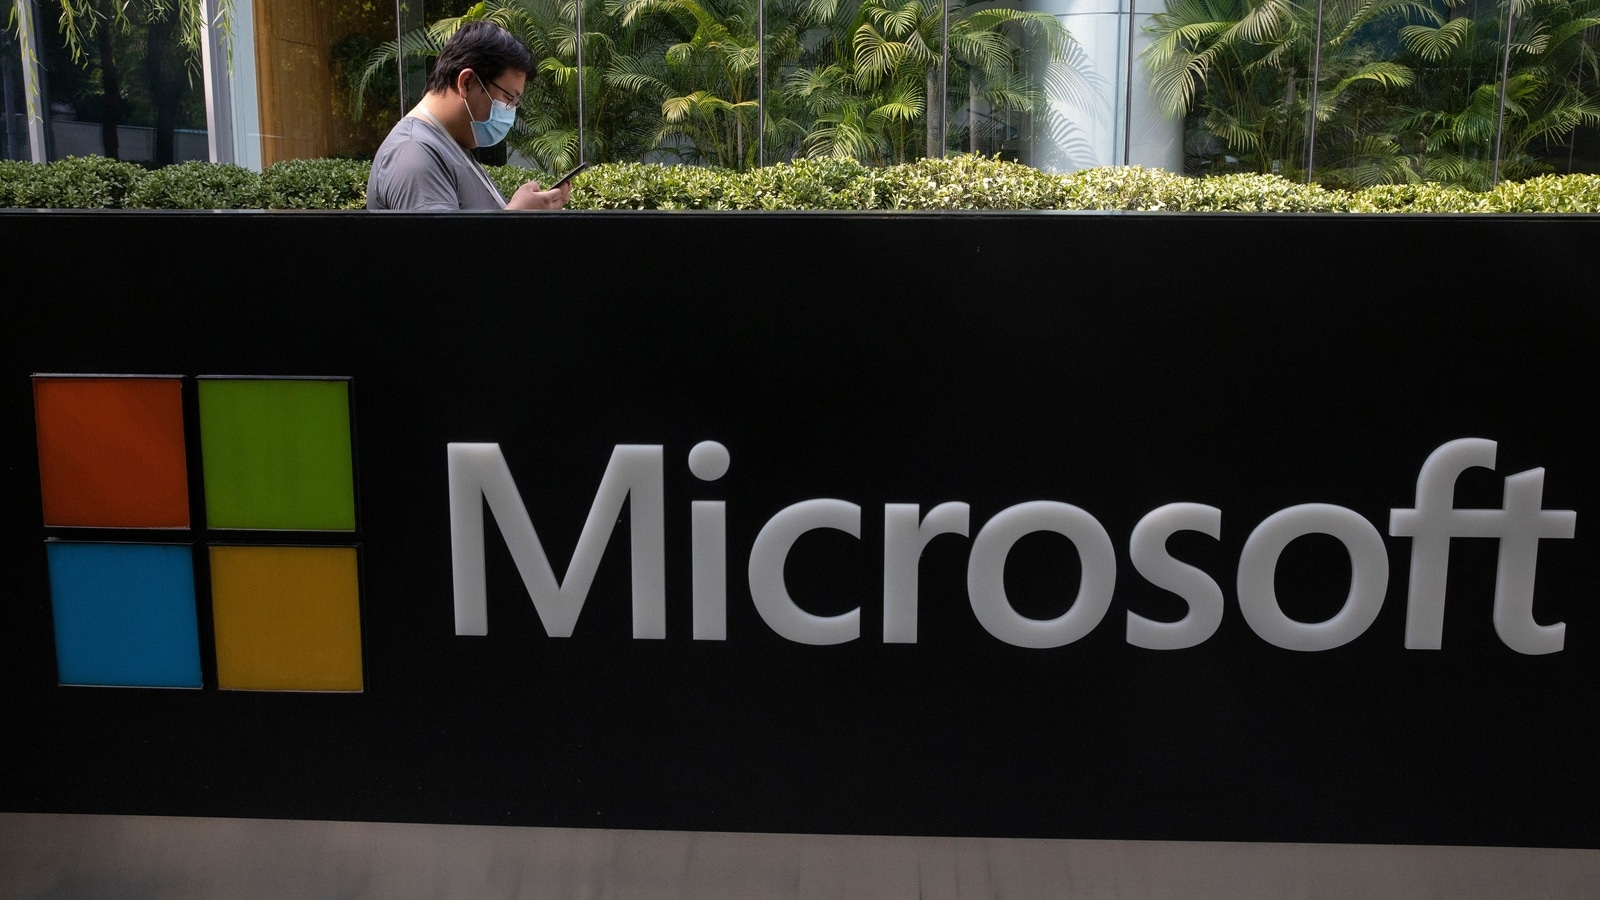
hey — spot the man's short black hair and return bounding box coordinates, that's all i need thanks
[425,22,535,95]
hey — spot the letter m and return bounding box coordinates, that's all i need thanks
[448,443,665,638]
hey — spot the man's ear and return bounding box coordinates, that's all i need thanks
[455,67,477,96]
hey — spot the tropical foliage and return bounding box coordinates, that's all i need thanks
[1143,0,1600,187]
[355,0,1076,170]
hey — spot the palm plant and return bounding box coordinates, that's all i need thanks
[785,56,926,162]
[788,0,1074,162]
[358,0,1076,168]
[355,0,662,170]
[1144,0,1600,185]
[1394,0,1600,186]
[608,0,763,167]
[1144,0,1424,177]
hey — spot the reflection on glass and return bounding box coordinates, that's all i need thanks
[1374,0,1505,187]
[35,8,208,164]
[1029,0,1129,171]
[3,19,30,160]
[1493,0,1600,179]
[945,0,1076,163]
[608,0,767,168]
[1136,0,1596,187]
[250,0,398,163]
[1142,0,1318,178]
[378,0,1592,177]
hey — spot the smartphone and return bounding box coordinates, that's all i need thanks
[552,162,590,190]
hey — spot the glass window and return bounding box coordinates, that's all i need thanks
[1028,0,1129,171]
[248,0,399,164]
[1502,0,1600,178]
[35,8,209,164]
[602,0,764,168]
[3,17,30,160]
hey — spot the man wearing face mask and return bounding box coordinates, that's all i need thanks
[367,21,570,211]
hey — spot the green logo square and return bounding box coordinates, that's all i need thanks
[199,379,356,531]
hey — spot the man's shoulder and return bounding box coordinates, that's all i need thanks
[368,118,461,210]
[374,117,450,161]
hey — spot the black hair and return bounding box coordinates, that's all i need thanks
[425,22,535,95]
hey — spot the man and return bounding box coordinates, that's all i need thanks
[367,22,570,211]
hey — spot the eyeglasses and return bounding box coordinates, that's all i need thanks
[484,76,523,108]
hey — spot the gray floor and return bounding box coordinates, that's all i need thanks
[2,812,1597,899]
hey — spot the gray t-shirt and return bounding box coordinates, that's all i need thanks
[367,116,507,211]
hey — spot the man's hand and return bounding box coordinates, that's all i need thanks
[507,180,571,210]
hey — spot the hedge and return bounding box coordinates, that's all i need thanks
[3,155,1599,213]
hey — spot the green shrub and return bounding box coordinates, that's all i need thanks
[1171,173,1347,212]
[9,155,146,208]
[1344,183,1490,213]
[4,155,1599,212]
[0,159,34,207]
[1056,166,1190,210]
[1483,174,1600,213]
[871,155,1071,210]
[566,161,735,210]
[263,158,371,209]
[724,158,878,210]
[128,161,264,209]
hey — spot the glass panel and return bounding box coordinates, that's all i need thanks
[762,0,813,164]
[1140,0,1313,178]
[505,0,582,171]
[1503,0,1600,177]
[395,0,430,111]
[1126,0,1184,169]
[330,1,409,159]
[780,0,860,164]
[2,17,29,160]
[250,0,398,164]
[943,0,1077,163]
[1027,0,1128,170]
[778,0,942,166]
[35,8,208,163]
[1385,0,1505,187]
[606,0,764,168]
[1293,0,1495,187]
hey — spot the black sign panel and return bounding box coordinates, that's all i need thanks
[3,211,1597,848]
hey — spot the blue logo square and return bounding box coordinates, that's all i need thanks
[47,543,203,688]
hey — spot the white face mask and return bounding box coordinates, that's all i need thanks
[466,74,517,147]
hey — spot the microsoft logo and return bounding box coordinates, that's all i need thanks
[33,375,363,692]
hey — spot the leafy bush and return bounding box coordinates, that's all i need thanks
[1483,174,1600,214]
[262,158,371,209]
[128,161,265,209]
[566,162,736,210]
[1057,167,1191,210]
[1171,173,1348,212]
[723,158,879,210]
[1343,183,1490,213]
[7,155,146,208]
[0,160,33,207]
[4,154,1600,212]
[872,156,1072,210]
